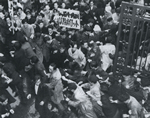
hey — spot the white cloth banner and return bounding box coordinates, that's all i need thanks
[54,8,80,29]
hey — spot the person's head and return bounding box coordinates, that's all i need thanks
[84,6,90,13]
[59,44,66,53]
[88,75,98,85]
[49,20,55,26]
[61,2,66,9]
[49,63,57,73]
[22,19,28,27]
[0,4,4,11]
[60,31,67,39]
[88,18,94,26]
[84,26,92,34]
[38,20,44,28]
[31,9,36,16]
[0,12,4,19]
[85,0,90,4]
[89,0,94,7]
[26,12,31,19]
[93,24,101,34]
[6,17,11,24]
[44,4,50,12]
[14,41,21,51]
[107,17,113,25]
[68,29,75,35]
[106,0,111,4]
[17,7,23,13]
[19,36,27,44]
[82,42,88,48]
[117,92,130,103]
[0,95,8,105]
[30,56,39,65]
[92,43,98,52]
[13,14,18,20]
[89,61,98,69]
[68,83,77,92]
[38,13,44,20]
[53,2,59,9]
[71,43,78,52]
[47,25,53,34]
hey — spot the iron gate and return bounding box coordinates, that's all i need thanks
[113,2,150,75]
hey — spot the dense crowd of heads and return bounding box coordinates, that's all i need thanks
[0,0,150,118]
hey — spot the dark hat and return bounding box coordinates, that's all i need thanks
[68,83,77,90]
[26,11,31,15]
[117,92,130,102]
[101,95,111,105]
[84,25,92,32]
[30,56,39,64]
[22,19,28,24]
[47,25,53,29]
[107,16,113,22]
[88,75,98,83]
[84,6,90,11]
[38,12,45,17]
[89,61,98,68]
[60,44,65,49]
[60,31,67,35]
[0,56,8,63]
[17,7,23,11]
[37,20,43,24]
[0,95,7,102]
[25,8,31,13]
[88,18,95,23]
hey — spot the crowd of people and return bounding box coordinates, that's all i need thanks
[0,0,150,118]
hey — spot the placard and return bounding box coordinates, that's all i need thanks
[54,8,80,29]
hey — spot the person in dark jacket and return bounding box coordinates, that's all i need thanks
[101,95,122,118]
[0,95,15,118]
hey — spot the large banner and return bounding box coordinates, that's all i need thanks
[54,8,80,29]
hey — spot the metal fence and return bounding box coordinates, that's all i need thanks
[113,2,150,75]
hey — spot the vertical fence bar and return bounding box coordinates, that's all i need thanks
[113,3,125,74]
[124,7,136,69]
[138,22,149,71]
[113,2,150,75]
[134,21,145,70]
[130,20,140,69]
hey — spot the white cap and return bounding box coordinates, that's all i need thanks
[93,25,101,32]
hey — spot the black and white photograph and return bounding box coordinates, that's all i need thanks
[0,0,150,118]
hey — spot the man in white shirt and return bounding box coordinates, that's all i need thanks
[68,43,86,69]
